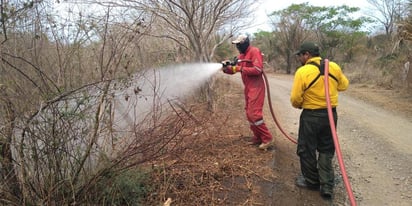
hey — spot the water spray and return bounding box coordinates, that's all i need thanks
[113,62,222,128]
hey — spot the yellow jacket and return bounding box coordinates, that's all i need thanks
[290,57,349,109]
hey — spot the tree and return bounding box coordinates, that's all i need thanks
[82,0,257,62]
[304,5,371,59]
[268,3,312,74]
[268,3,371,73]
[253,31,276,64]
[397,0,412,41]
[367,0,408,37]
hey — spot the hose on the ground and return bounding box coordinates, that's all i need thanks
[262,64,357,205]
[324,59,357,206]
[262,72,297,144]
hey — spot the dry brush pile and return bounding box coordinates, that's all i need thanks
[143,77,277,205]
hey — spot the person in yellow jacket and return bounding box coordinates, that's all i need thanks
[290,42,349,199]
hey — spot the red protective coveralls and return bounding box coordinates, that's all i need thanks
[237,46,273,144]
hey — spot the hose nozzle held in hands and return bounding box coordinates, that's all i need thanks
[221,56,242,74]
[222,56,239,67]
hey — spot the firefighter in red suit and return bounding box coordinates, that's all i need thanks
[222,34,274,150]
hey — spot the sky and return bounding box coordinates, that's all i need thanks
[248,0,372,33]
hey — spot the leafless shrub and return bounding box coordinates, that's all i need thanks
[0,1,202,204]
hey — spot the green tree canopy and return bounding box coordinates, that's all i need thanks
[266,2,373,73]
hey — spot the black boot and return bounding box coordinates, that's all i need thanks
[295,175,320,191]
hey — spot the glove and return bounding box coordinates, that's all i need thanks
[229,65,242,73]
[221,60,232,74]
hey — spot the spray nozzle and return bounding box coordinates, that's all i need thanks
[222,60,234,67]
[221,56,239,67]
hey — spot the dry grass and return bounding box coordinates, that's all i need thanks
[142,77,277,205]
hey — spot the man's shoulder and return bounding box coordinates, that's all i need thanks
[247,46,263,57]
[329,61,340,66]
[296,64,319,75]
[328,61,342,70]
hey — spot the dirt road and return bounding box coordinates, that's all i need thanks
[265,73,412,205]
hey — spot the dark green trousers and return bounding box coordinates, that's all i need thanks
[297,108,337,191]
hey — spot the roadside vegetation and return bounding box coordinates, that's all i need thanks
[0,0,411,205]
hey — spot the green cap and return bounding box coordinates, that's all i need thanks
[295,42,320,55]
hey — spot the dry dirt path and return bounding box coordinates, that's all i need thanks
[264,73,412,206]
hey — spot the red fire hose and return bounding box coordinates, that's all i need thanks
[237,59,298,144]
[324,59,357,206]
[262,61,357,205]
[263,72,297,144]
